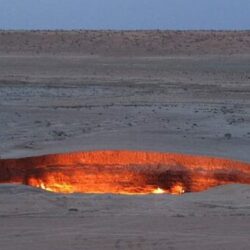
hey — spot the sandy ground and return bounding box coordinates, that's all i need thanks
[0,184,250,250]
[0,54,250,161]
[0,31,250,249]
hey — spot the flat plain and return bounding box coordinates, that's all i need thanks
[0,31,250,249]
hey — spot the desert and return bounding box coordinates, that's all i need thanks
[0,31,250,249]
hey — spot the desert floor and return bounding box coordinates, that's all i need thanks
[0,31,250,249]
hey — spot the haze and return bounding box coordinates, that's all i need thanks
[0,0,250,30]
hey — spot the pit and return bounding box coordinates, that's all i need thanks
[0,151,250,195]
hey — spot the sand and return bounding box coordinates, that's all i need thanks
[0,31,250,249]
[0,184,250,250]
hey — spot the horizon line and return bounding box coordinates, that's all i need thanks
[1,29,250,32]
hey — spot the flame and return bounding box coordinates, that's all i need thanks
[29,178,74,193]
[170,183,185,195]
[152,187,165,194]
[0,150,250,195]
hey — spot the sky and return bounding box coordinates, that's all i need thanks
[0,0,250,30]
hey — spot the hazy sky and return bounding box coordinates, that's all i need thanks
[1,0,250,30]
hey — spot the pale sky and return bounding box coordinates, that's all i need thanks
[0,0,250,30]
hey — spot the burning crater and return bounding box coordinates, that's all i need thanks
[0,151,250,195]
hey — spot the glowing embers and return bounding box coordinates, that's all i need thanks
[152,187,166,194]
[152,185,185,195]
[0,151,250,195]
[25,165,188,195]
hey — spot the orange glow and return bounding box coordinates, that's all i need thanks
[170,183,185,195]
[152,187,166,194]
[0,150,250,195]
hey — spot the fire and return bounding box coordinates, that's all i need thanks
[152,187,165,194]
[29,178,74,193]
[170,183,185,195]
[0,150,250,195]
[152,184,185,195]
